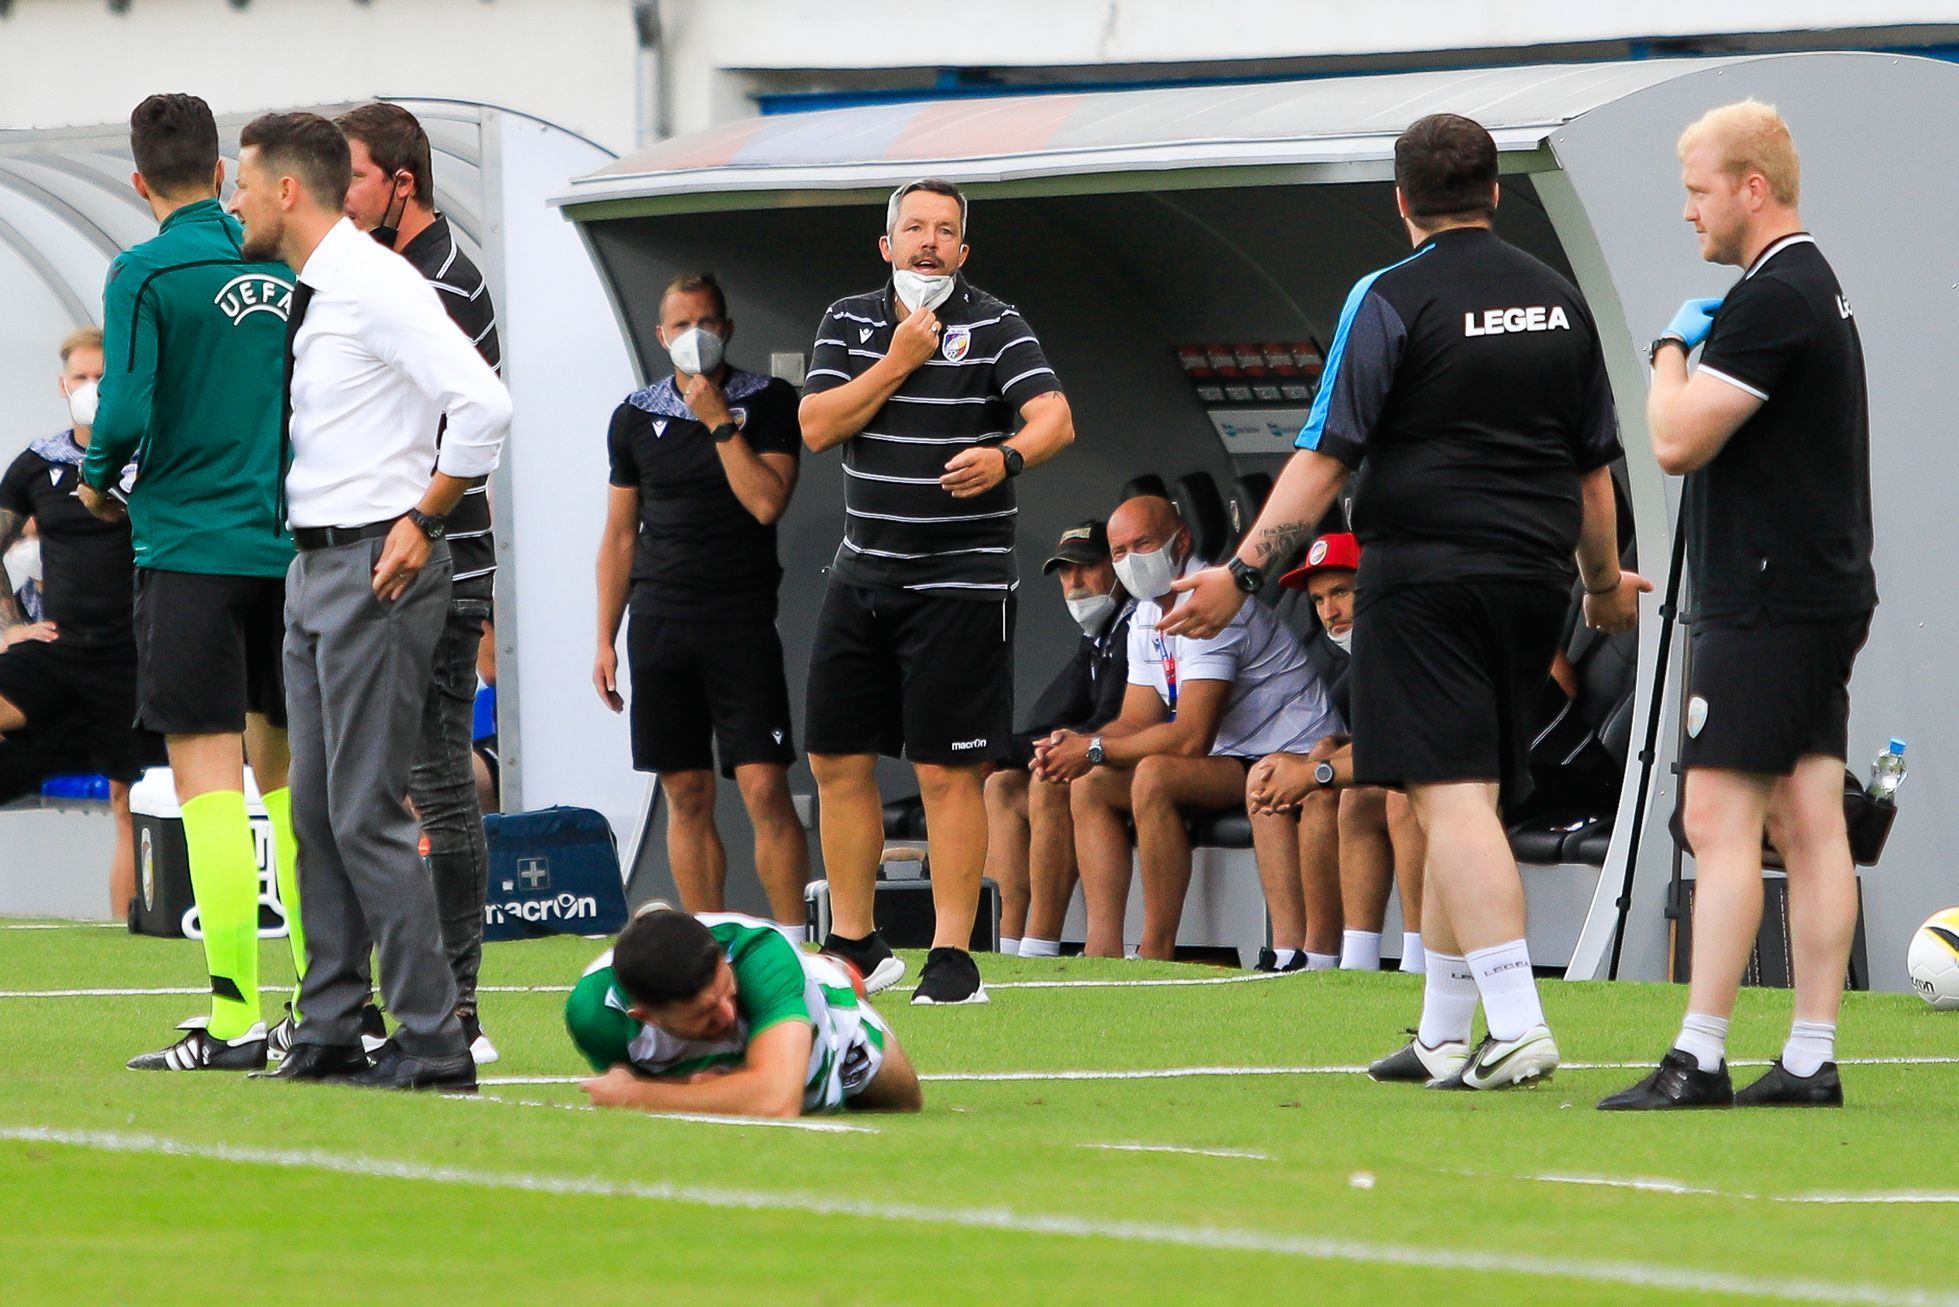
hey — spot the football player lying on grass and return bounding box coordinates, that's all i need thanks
[566,905,923,1118]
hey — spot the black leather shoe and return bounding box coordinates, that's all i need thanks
[253,1042,369,1081]
[1735,1059,1843,1107]
[1597,1048,1734,1111]
[349,1038,477,1093]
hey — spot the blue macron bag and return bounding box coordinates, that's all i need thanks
[481,806,630,941]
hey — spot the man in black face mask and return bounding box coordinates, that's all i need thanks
[333,102,504,1066]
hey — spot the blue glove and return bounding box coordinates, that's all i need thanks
[1661,297,1724,350]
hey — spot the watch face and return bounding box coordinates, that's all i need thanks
[1314,761,1336,785]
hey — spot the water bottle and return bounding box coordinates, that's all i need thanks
[1867,738,1907,804]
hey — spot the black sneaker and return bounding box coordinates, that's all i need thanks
[1734,1059,1843,1107]
[128,1021,269,1072]
[1368,1031,1471,1083]
[1597,1048,1734,1111]
[821,931,906,994]
[910,947,989,1005]
[1252,948,1311,973]
[252,1042,369,1082]
[458,1009,501,1066]
[348,1038,477,1093]
[359,1000,389,1054]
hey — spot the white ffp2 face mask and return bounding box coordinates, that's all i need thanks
[66,380,99,428]
[666,326,724,377]
[1326,626,1353,654]
[892,269,955,314]
[1113,543,1180,605]
[1066,591,1117,637]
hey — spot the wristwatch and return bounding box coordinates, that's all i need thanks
[1227,556,1265,595]
[1647,335,1689,366]
[405,508,447,541]
[1313,760,1337,788]
[1086,736,1106,766]
[709,421,740,444]
[1000,444,1025,478]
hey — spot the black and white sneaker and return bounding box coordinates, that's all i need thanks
[1429,1025,1559,1091]
[910,947,989,1005]
[1252,948,1310,973]
[1597,1048,1734,1111]
[459,1009,501,1066]
[359,1001,389,1055]
[128,1021,269,1072]
[1368,1032,1471,1083]
[1734,1058,1841,1108]
[821,931,906,994]
[266,1004,298,1061]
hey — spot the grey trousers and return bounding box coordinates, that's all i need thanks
[286,536,464,1058]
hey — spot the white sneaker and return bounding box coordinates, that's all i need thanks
[1434,1025,1560,1090]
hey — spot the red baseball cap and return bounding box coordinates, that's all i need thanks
[1278,532,1361,590]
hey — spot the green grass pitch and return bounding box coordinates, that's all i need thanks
[4,921,1959,1305]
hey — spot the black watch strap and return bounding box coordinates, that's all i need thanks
[709,421,740,444]
[1000,444,1025,478]
[406,508,447,540]
[1227,556,1265,595]
[1648,335,1689,366]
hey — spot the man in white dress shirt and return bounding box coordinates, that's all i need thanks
[230,112,511,1092]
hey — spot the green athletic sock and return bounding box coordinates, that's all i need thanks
[260,786,305,1004]
[180,790,261,1040]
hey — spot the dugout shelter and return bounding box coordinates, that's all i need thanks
[555,53,1956,988]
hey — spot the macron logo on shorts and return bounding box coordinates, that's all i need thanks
[950,738,988,751]
[1462,305,1570,337]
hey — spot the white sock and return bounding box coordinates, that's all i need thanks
[776,919,809,939]
[1673,1012,1729,1073]
[1304,951,1339,971]
[999,937,1021,957]
[1270,947,1300,970]
[1466,939,1544,1042]
[1416,952,1478,1048]
[1400,932,1426,974]
[1018,937,1061,958]
[1781,1019,1836,1077]
[1339,930,1382,971]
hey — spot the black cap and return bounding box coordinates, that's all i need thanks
[1042,520,1109,574]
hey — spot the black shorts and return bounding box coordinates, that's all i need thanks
[1682,614,1870,775]
[1349,579,1569,811]
[0,636,165,784]
[133,568,288,734]
[804,582,1014,766]
[627,614,796,777]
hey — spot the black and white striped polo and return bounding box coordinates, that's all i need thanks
[401,214,501,585]
[803,276,1061,599]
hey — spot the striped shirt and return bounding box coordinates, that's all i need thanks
[1128,561,1342,759]
[802,276,1062,598]
[401,214,501,585]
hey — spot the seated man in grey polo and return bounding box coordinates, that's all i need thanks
[983,519,1132,958]
[1035,495,1340,960]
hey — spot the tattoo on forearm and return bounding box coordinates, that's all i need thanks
[1251,520,1311,568]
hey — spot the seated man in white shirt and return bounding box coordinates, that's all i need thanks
[1035,495,1341,960]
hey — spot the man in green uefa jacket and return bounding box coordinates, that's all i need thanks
[78,93,301,1072]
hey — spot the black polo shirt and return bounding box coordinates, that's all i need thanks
[1009,599,1134,766]
[803,276,1062,599]
[606,368,800,621]
[0,433,136,646]
[1298,227,1623,593]
[400,214,501,586]
[1687,234,1876,628]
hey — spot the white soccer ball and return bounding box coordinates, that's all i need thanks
[1906,908,1959,1009]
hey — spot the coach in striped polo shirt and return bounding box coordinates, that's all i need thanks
[800,178,1075,1006]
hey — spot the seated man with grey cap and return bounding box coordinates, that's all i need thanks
[983,519,1133,958]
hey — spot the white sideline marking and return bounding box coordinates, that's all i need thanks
[1521,1172,1959,1206]
[0,921,123,930]
[0,974,1300,1001]
[0,1125,1948,1307]
[1083,1142,1269,1161]
[470,1095,877,1134]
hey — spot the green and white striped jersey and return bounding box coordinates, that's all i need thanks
[564,913,887,1113]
